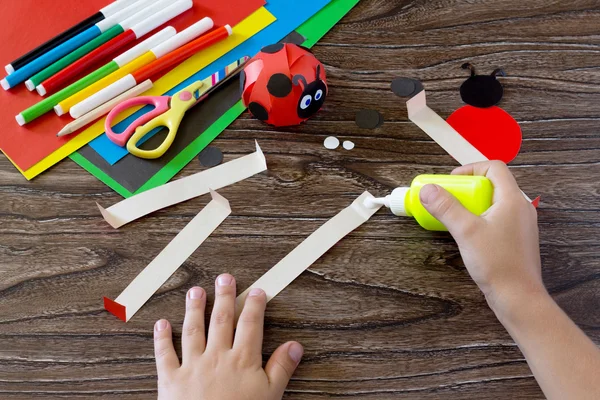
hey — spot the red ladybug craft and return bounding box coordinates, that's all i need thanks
[241,43,328,127]
[446,63,522,163]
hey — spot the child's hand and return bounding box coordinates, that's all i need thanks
[419,161,546,316]
[154,274,304,400]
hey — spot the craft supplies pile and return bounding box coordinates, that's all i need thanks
[0,0,537,322]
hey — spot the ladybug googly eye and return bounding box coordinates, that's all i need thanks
[315,89,323,101]
[300,95,312,110]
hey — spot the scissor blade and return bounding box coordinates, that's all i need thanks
[194,56,250,103]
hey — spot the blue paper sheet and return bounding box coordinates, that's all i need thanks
[89,0,332,165]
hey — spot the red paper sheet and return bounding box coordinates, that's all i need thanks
[0,0,265,172]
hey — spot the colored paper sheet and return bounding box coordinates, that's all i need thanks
[104,190,231,322]
[98,142,266,228]
[0,0,268,178]
[90,0,333,165]
[72,0,359,197]
[236,191,381,319]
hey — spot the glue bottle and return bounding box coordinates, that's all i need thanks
[365,174,493,231]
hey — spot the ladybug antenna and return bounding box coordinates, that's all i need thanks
[461,63,476,77]
[491,68,506,78]
[316,64,321,80]
[293,74,308,88]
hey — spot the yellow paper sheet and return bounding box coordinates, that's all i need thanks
[19,7,276,180]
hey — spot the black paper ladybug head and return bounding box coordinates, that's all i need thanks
[292,64,327,119]
[460,63,505,108]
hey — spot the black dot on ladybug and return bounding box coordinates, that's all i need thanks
[198,146,224,168]
[248,102,269,121]
[267,73,293,98]
[355,109,383,130]
[261,43,284,54]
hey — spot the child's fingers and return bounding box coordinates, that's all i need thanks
[266,341,303,396]
[206,274,236,351]
[154,319,180,377]
[452,161,521,201]
[181,287,207,364]
[233,288,266,363]
[420,184,481,240]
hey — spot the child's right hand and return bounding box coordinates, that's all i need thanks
[419,161,546,317]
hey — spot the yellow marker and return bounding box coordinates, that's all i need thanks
[55,52,156,116]
[365,174,493,231]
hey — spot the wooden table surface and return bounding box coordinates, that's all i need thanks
[1,1,599,398]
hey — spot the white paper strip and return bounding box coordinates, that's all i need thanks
[98,142,267,229]
[407,90,535,203]
[236,191,382,318]
[407,90,488,165]
[104,190,231,322]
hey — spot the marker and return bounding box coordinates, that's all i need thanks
[5,0,139,75]
[34,0,192,96]
[26,0,177,92]
[16,27,176,126]
[57,80,154,137]
[1,0,157,90]
[70,24,232,119]
[57,17,214,117]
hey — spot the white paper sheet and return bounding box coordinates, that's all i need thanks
[98,142,267,228]
[235,192,382,318]
[407,90,534,203]
[104,190,231,321]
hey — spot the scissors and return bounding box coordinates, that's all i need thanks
[105,57,249,159]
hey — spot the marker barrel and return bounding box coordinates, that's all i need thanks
[27,25,124,91]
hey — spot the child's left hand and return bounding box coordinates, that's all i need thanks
[154,274,304,400]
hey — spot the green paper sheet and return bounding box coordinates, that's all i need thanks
[70,0,360,197]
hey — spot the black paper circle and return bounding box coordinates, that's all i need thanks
[391,77,424,98]
[198,146,224,168]
[355,109,383,129]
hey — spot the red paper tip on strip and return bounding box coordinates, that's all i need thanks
[532,196,541,208]
[104,297,127,322]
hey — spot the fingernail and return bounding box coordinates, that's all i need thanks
[288,343,304,363]
[217,274,233,286]
[188,287,204,300]
[248,288,264,297]
[155,319,168,332]
[420,184,440,205]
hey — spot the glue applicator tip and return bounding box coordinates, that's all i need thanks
[364,196,386,209]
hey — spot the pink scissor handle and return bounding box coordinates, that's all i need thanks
[105,96,171,147]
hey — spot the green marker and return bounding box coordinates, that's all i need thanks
[25,25,124,91]
[16,27,176,126]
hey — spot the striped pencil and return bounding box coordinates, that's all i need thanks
[16,27,176,126]
[25,0,177,92]
[56,17,214,117]
[1,0,157,90]
[5,0,139,75]
[70,24,232,119]
[57,80,154,137]
[34,0,192,95]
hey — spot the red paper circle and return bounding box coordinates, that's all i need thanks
[447,105,522,163]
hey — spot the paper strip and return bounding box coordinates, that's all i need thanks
[407,90,537,204]
[98,142,267,228]
[407,91,488,165]
[104,189,231,322]
[236,191,381,317]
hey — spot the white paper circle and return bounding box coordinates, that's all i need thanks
[343,140,355,150]
[324,136,340,149]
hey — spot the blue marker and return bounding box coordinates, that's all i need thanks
[1,0,156,91]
